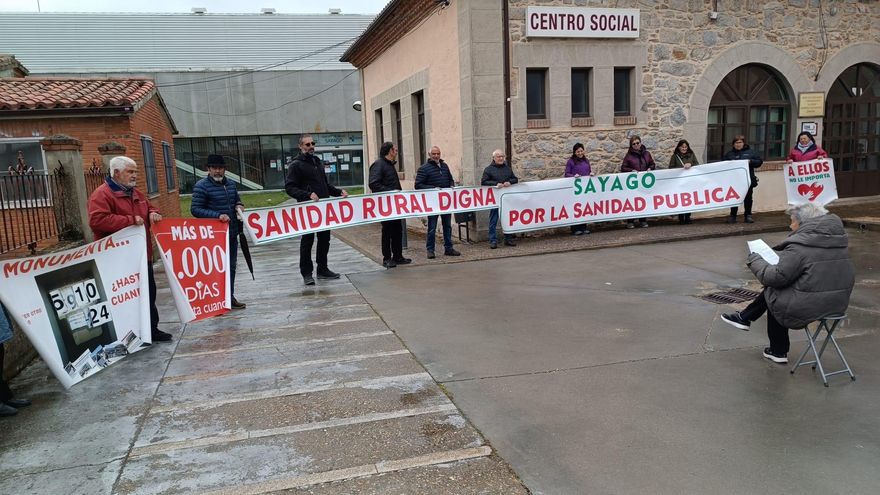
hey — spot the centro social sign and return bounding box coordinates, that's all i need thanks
[525,7,640,39]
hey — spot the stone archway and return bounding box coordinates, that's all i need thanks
[815,42,880,95]
[685,42,811,161]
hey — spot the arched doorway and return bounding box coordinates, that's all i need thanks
[707,65,791,161]
[823,63,880,197]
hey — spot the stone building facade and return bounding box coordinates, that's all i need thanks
[343,0,880,225]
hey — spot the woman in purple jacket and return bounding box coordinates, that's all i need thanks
[621,135,656,228]
[565,143,595,235]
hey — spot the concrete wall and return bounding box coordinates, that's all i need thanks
[153,70,363,138]
[361,1,463,186]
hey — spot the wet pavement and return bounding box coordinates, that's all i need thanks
[0,238,526,495]
[348,227,880,495]
[2,202,879,495]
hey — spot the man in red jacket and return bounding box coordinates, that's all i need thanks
[87,156,172,342]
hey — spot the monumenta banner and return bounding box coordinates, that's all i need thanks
[153,218,231,323]
[0,226,151,389]
[241,160,751,244]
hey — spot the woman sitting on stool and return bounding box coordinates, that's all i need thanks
[721,203,855,363]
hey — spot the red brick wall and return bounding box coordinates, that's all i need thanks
[127,97,180,217]
[0,95,181,254]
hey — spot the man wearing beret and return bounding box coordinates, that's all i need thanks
[191,154,246,309]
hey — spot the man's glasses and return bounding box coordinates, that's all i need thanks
[303,142,316,147]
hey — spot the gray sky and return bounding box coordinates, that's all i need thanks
[0,0,390,14]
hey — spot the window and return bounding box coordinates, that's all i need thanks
[162,142,176,191]
[391,101,404,172]
[571,68,591,118]
[526,69,547,119]
[413,91,426,164]
[375,108,385,153]
[141,136,159,195]
[614,68,632,116]
[707,64,791,161]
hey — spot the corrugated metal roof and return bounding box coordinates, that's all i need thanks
[0,12,374,73]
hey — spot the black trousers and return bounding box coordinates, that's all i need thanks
[300,230,331,276]
[741,288,790,355]
[0,343,12,402]
[730,185,754,217]
[380,220,403,261]
[147,263,160,333]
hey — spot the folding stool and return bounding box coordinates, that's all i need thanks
[790,314,856,387]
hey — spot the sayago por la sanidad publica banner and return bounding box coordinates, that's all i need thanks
[0,226,151,389]
[501,160,752,232]
[784,157,838,206]
[242,160,751,243]
[152,218,231,323]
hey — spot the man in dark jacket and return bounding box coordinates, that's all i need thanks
[369,142,411,268]
[415,146,460,259]
[721,203,855,363]
[191,154,246,309]
[285,135,348,285]
[88,156,171,342]
[722,135,763,223]
[481,149,518,248]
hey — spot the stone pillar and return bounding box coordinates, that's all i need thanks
[39,135,92,242]
[98,141,127,173]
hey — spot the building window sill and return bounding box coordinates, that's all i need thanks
[614,115,637,125]
[571,117,594,127]
[527,119,551,129]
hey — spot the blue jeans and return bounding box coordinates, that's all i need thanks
[426,214,453,252]
[487,209,512,243]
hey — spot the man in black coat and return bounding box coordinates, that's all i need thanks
[285,135,348,285]
[481,149,518,248]
[368,142,412,268]
[414,146,461,259]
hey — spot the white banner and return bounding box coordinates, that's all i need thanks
[243,187,499,245]
[784,158,838,206]
[500,160,751,233]
[0,226,151,389]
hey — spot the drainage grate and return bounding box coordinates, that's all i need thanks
[699,288,762,305]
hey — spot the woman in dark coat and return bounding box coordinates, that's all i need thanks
[721,203,855,363]
[669,139,700,225]
[564,143,594,235]
[620,135,656,228]
[722,135,763,223]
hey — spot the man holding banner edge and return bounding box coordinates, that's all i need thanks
[285,135,348,286]
[87,156,172,343]
[191,154,246,309]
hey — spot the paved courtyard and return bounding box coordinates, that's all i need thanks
[1,226,878,494]
[348,228,880,495]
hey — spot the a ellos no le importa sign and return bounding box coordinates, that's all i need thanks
[525,7,640,39]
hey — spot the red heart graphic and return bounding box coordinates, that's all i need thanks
[797,183,824,201]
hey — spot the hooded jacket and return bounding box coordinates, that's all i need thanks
[285,152,342,201]
[747,213,855,329]
[415,159,454,189]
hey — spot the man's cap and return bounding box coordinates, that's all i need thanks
[206,154,226,167]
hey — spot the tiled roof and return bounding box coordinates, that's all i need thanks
[0,78,156,111]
